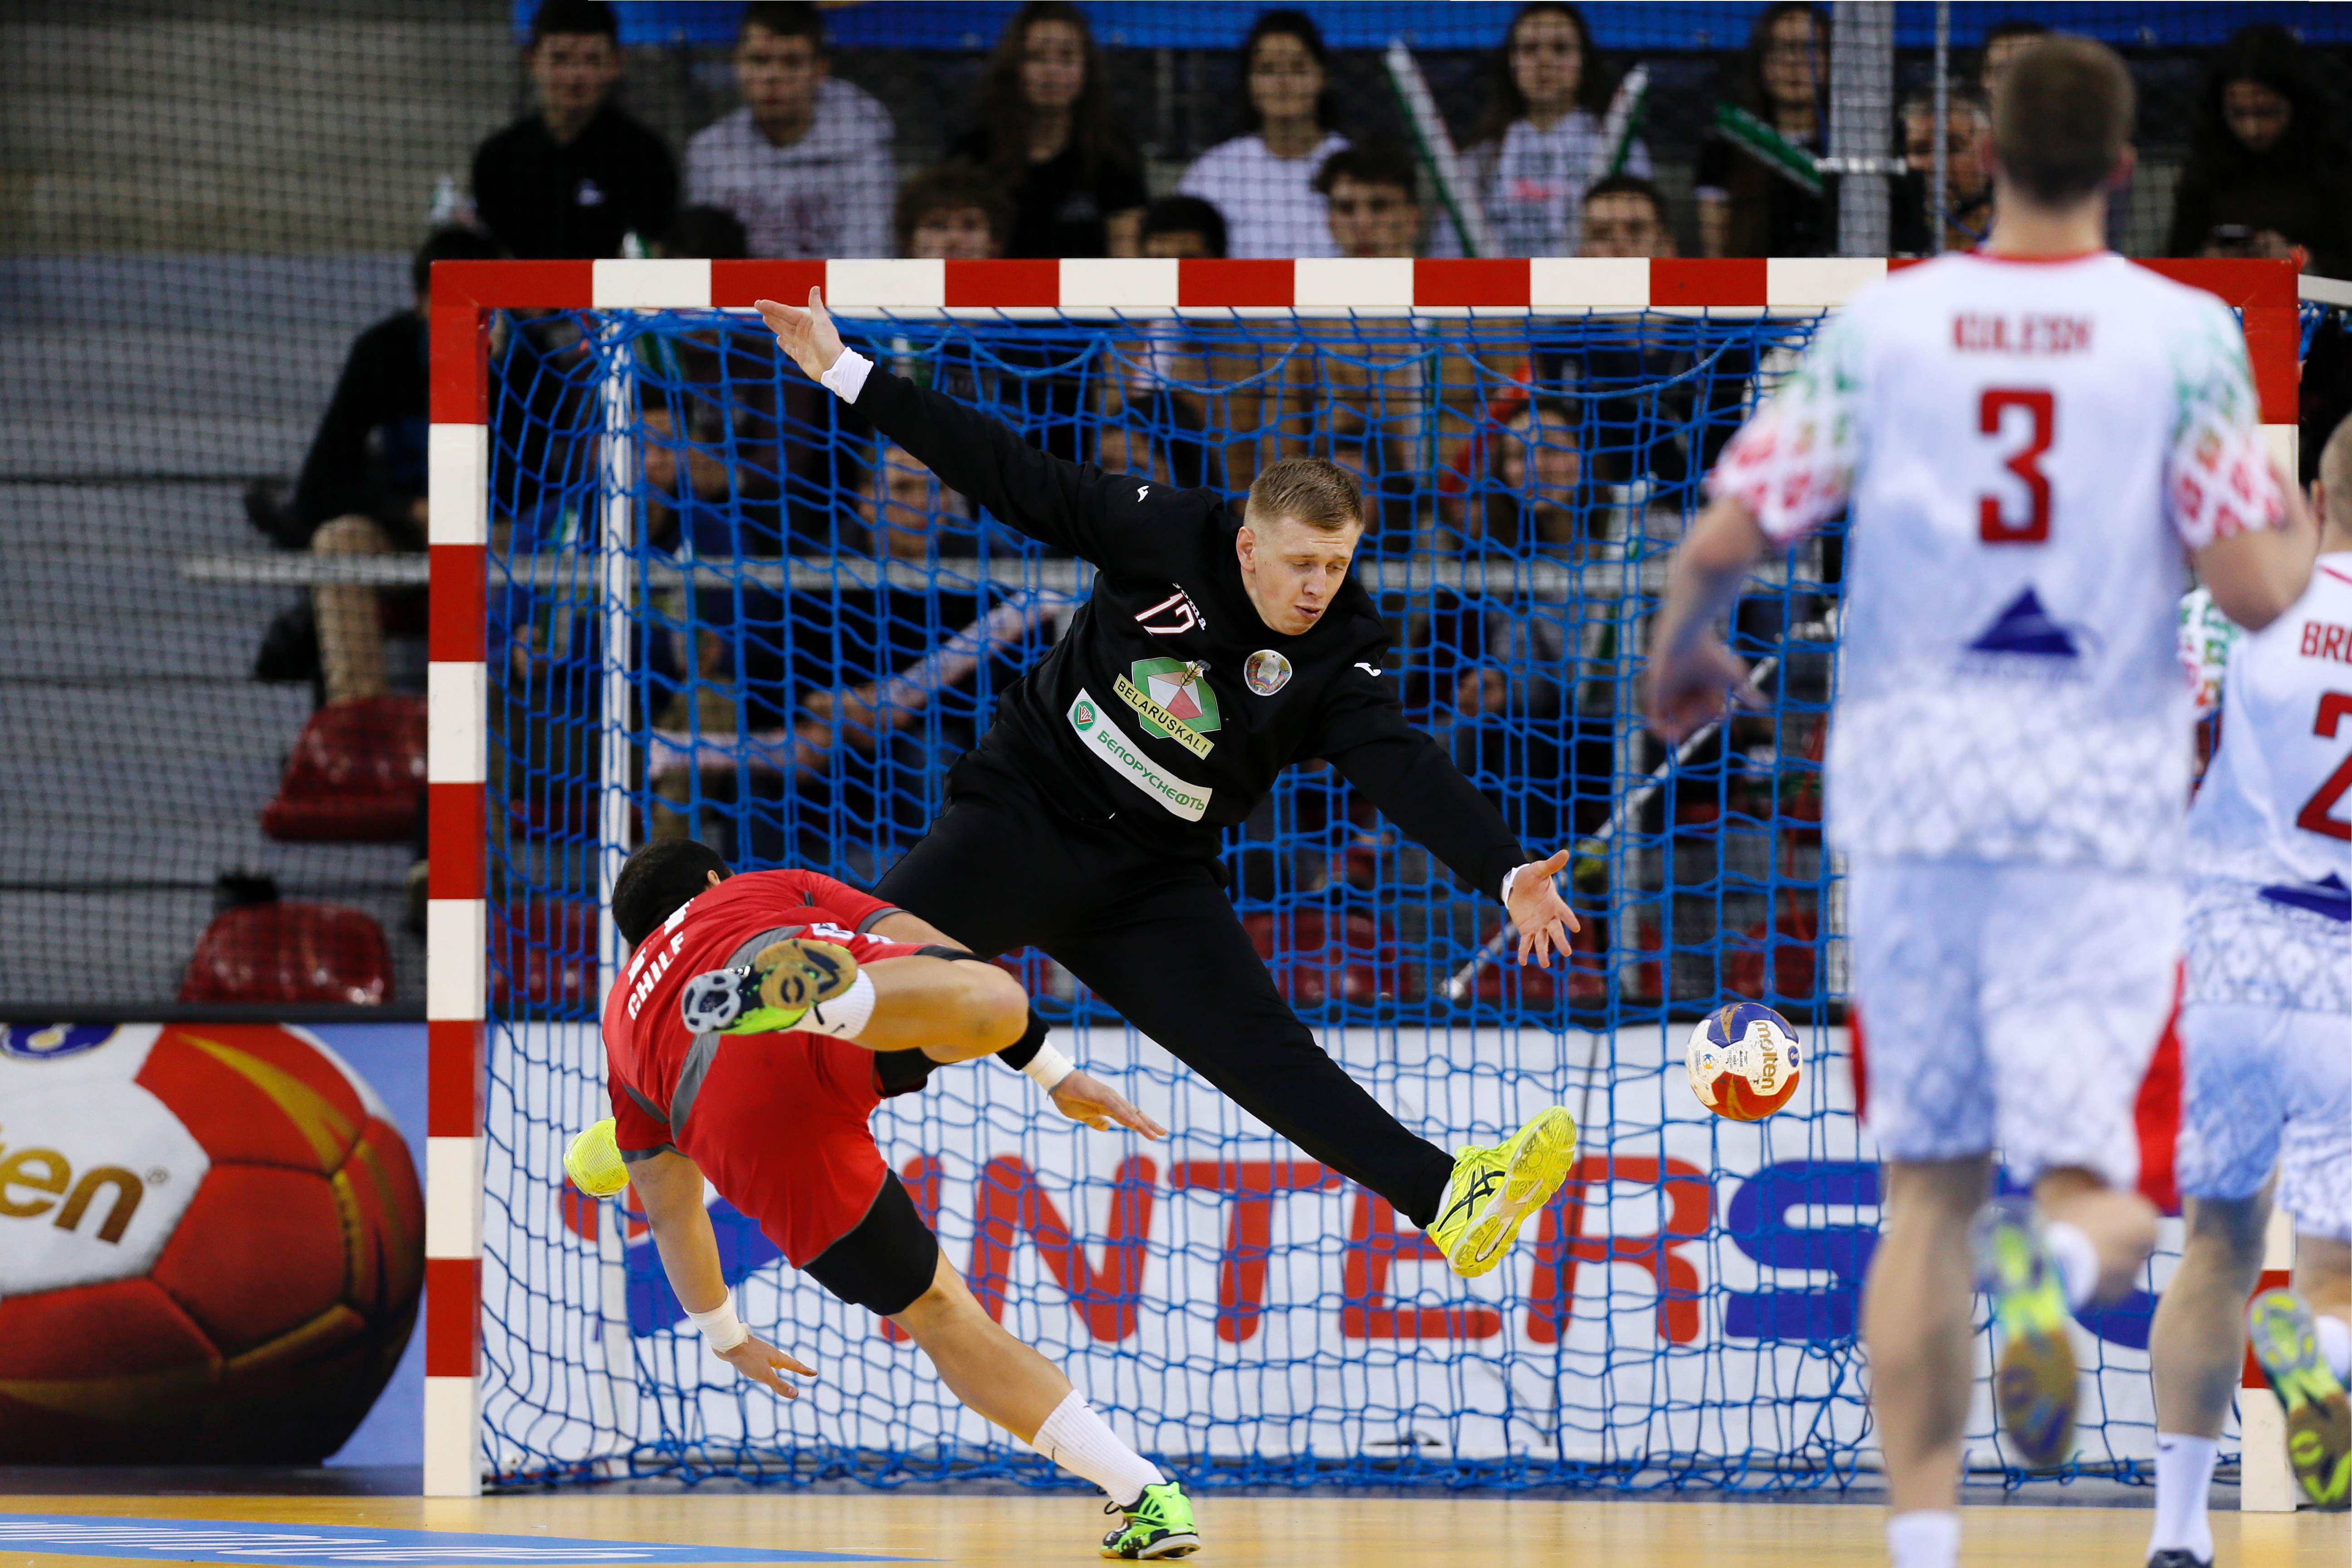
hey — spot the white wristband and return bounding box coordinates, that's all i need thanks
[798,969,877,1040]
[686,1294,750,1354]
[819,347,872,402]
[1500,863,1525,905]
[1021,1040,1076,1093]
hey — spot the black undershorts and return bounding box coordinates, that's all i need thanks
[802,1170,941,1316]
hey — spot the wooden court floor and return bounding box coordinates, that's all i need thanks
[1,1493,2346,1568]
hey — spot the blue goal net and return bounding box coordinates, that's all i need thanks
[467,290,2289,1492]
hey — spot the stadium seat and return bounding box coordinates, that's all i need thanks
[1725,905,1821,1005]
[1243,910,1414,1005]
[179,902,391,1006]
[492,900,598,1011]
[260,695,427,843]
[1466,943,1607,1010]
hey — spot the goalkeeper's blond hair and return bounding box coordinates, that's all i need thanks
[1245,456,1366,534]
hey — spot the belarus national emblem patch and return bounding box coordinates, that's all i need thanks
[1244,650,1293,695]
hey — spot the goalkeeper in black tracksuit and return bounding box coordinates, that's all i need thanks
[754,291,1583,1278]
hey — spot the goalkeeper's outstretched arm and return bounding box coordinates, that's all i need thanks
[628,1148,817,1401]
[756,289,1152,562]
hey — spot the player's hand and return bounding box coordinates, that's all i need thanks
[1049,1069,1166,1140]
[1505,849,1581,970]
[1643,638,1764,743]
[753,289,847,382]
[717,1334,816,1401]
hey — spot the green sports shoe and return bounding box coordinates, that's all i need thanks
[1426,1105,1579,1279]
[1973,1198,2077,1471]
[2247,1288,2351,1509]
[1100,1480,1197,1560]
[678,937,860,1036]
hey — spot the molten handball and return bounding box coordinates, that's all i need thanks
[0,1023,423,1463]
[1686,1001,1803,1121]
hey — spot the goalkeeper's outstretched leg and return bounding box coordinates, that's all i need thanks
[874,774,1579,1279]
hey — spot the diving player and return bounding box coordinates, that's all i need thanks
[570,842,1196,1559]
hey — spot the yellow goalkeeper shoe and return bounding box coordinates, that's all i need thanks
[1428,1105,1578,1279]
[564,1117,630,1199]
[678,937,861,1036]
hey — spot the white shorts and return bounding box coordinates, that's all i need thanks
[1847,859,2182,1188]
[2176,1001,2352,1242]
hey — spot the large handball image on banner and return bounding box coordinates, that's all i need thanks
[0,1024,424,1462]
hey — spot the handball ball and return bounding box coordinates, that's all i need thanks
[1686,1001,1803,1121]
[0,1023,423,1463]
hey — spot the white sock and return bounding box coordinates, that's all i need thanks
[1029,1390,1165,1507]
[2148,1432,2218,1562]
[1886,1508,1959,1568]
[2045,1219,2100,1311]
[2317,1313,2352,1385]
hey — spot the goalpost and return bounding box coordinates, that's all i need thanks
[419,255,2308,1500]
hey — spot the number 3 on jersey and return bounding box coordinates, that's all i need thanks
[1979,387,2054,544]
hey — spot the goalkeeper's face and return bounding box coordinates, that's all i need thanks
[1236,514,1362,635]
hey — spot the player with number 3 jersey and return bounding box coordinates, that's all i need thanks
[1646,35,2315,1568]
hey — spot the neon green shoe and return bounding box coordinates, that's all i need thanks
[678,937,860,1036]
[2248,1288,2351,1509]
[1427,1105,1579,1279]
[1100,1480,1197,1560]
[564,1117,629,1198]
[1973,1198,2077,1470]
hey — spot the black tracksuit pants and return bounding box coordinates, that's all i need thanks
[874,757,1457,1229]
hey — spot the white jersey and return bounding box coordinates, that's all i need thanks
[2182,554,2352,1012]
[1176,133,1348,260]
[683,83,895,260]
[1710,251,2286,869]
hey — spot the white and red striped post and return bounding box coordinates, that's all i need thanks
[420,255,2305,1497]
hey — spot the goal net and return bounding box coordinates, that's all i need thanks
[420,256,2309,1496]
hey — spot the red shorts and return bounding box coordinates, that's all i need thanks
[676,1030,887,1269]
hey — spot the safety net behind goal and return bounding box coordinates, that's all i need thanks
[418,257,2315,1494]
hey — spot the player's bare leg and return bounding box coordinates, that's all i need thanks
[2147,1191,2270,1564]
[2035,1166,2159,1298]
[1861,1154,1988,1566]
[573,953,1032,1198]
[2296,1235,2352,1352]
[680,941,1026,1058]
[892,1254,1198,1559]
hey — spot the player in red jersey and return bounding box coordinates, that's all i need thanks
[573,839,1197,1560]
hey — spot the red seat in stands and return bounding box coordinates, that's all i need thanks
[261,694,427,843]
[1725,905,1821,1006]
[180,903,391,1006]
[493,901,600,1010]
[1242,910,1411,1005]
[1466,950,1607,1009]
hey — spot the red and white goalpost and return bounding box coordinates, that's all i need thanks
[418,255,2307,1498]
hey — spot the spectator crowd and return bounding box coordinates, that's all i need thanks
[240,0,2352,998]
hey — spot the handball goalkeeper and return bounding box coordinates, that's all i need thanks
[750,289,1582,1278]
